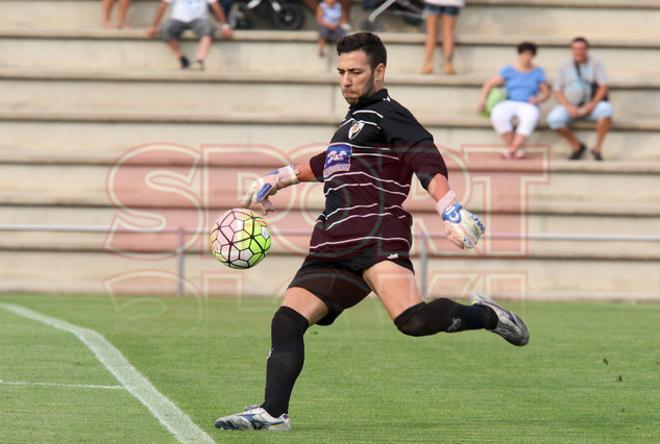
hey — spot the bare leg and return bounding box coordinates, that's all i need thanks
[318,38,326,57]
[363,260,422,319]
[166,40,184,58]
[554,126,581,151]
[502,132,514,146]
[593,117,612,153]
[362,260,497,337]
[441,14,457,74]
[196,36,213,62]
[102,0,116,28]
[281,287,329,325]
[421,15,439,74]
[497,132,515,158]
[511,133,528,158]
[117,0,131,28]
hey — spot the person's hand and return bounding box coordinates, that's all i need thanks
[477,99,486,114]
[567,104,580,118]
[578,103,594,117]
[441,203,485,249]
[241,165,299,214]
[146,26,158,38]
[220,24,233,39]
[528,95,540,105]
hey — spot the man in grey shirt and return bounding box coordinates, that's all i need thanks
[547,37,613,161]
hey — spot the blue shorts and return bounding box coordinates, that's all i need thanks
[547,101,614,130]
[423,4,461,17]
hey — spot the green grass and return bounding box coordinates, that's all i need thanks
[0,294,658,443]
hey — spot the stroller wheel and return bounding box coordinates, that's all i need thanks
[274,3,305,30]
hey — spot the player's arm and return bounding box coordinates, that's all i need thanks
[241,152,324,213]
[402,141,484,250]
[384,109,485,249]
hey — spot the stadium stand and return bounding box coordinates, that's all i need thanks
[0,0,658,300]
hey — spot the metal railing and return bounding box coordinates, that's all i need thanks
[1,224,659,298]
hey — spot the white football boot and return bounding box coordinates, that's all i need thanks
[214,405,291,431]
[470,293,529,346]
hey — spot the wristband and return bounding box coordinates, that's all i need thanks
[435,190,457,215]
[277,165,300,187]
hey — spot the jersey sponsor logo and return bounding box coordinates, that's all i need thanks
[323,144,352,178]
[348,121,365,140]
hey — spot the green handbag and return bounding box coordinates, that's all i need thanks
[481,87,508,117]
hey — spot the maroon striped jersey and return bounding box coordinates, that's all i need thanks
[308,88,448,258]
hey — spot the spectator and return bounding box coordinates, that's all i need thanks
[420,0,463,75]
[304,0,351,26]
[147,0,233,70]
[317,0,347,57]
[547,37,613,161]
[103,0,131,29]
[478,42,550,159]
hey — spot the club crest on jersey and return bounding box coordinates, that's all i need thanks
[348,121,365,140]
[323,144,352,178]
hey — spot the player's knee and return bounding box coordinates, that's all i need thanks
[271,306,309,344]
[393,302,431,337]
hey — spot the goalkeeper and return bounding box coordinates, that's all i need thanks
[215,32,529,432]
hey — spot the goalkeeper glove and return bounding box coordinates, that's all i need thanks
[241,165,299,214]
[436,191,485,249]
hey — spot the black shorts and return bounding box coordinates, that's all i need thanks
[288,243,414,326]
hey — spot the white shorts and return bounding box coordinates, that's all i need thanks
[490,100,540,137]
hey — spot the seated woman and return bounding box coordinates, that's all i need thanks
[478,42,550,159]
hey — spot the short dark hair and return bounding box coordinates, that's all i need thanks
[571,36,590,47]
[517,41,538,56]
[337,32,387,70]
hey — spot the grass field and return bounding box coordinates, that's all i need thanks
[0,294,658,443]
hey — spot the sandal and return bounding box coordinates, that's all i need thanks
[500,149,513,159]
[513,148,527,159]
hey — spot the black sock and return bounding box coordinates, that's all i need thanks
[394,299,497,337]
[179,55,190,69]
[260,306,308,418]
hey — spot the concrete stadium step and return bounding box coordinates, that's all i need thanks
[3,0,660,39]
[0,250,658,301]
[0,30,658,77]
[1,206,659,258]
[2,113,659,162]
[1,162,659,213]
[1,70,658,119]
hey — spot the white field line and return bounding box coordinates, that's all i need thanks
[0,380,124,390]
[1,303,214,444]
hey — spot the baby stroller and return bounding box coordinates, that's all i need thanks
[361,0,425,31]
[232,0,306,30]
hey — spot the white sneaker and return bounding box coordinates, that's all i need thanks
[470,293,529,346]
[214,405,291,431]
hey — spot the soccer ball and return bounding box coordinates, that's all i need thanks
[210,208,272,269]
